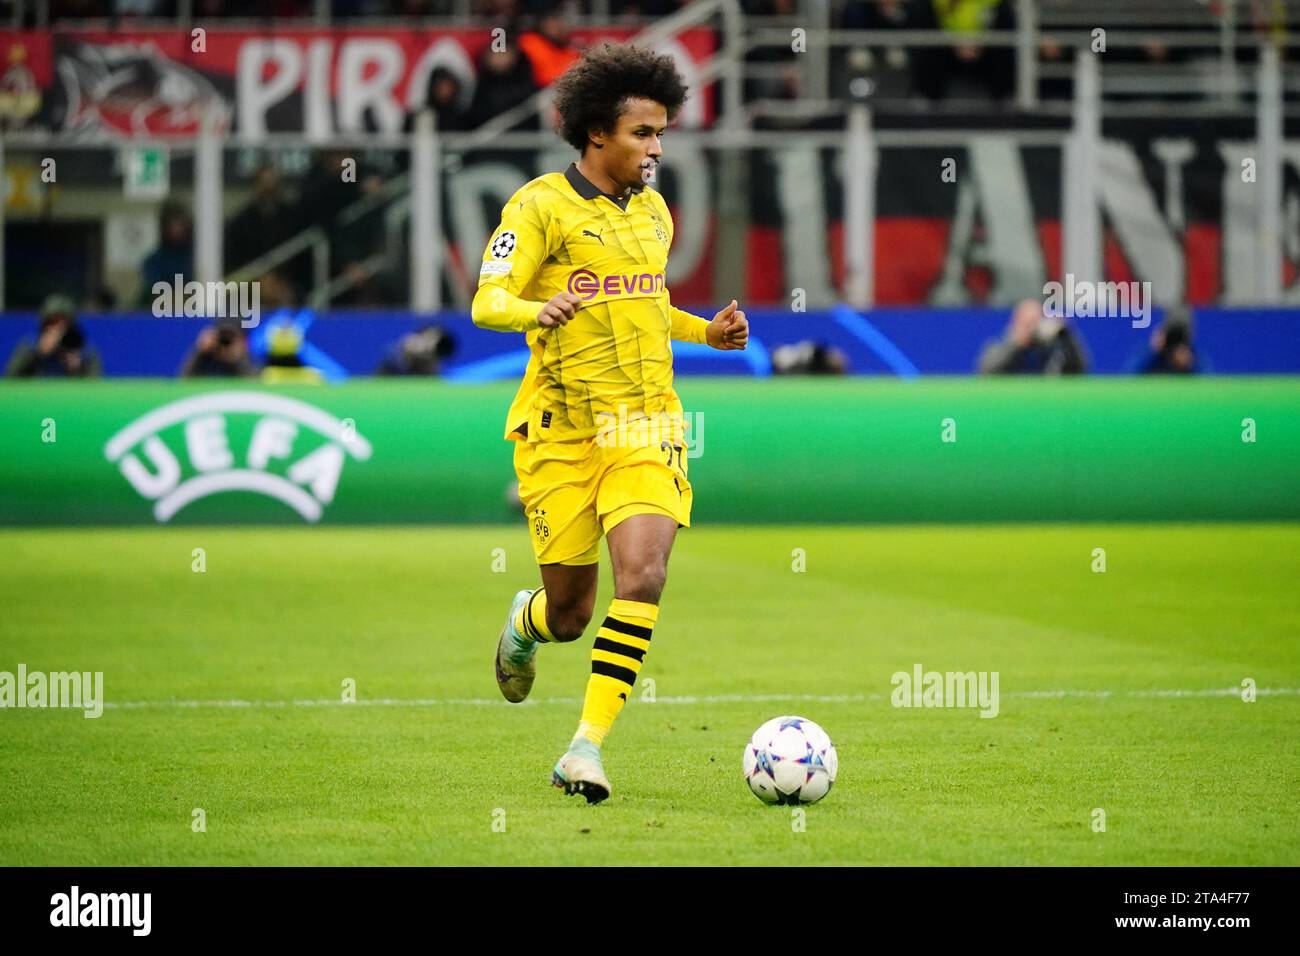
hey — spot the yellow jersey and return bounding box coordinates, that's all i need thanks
[471,163,710,442]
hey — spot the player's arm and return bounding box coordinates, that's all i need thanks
[657,195,746,349]
[669,305,710,344]
[475,286,581,332]
[471,195,579,332]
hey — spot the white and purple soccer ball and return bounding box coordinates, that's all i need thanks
[743,715,838,805]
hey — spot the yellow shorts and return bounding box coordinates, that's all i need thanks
[513,432,693,566]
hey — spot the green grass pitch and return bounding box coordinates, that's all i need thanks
[1,523,1296,866]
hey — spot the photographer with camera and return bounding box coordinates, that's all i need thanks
[978,299,1088,375]
[1135,306,1200,375]
[179,318,257,378]
[376,323,456,376]
[5,295,102,378]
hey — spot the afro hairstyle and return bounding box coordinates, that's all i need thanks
[551,43,689,153]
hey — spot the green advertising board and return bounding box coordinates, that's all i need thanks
[0,378,1296,525]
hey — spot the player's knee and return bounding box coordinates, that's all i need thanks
[618,566,667,605]
[549,620,586,643]
[547,607,591,643]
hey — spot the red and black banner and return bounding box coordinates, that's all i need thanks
[0,27,716,138]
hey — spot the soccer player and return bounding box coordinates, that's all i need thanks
[471,44,749,804]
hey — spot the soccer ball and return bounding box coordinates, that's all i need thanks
[743,715,838,805]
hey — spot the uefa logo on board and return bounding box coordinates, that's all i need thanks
[103,392,372,523]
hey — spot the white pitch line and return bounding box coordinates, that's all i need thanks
[102,688,1300,711]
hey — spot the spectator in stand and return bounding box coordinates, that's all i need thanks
[978,298,1088,375]
[297,150,355,234]
[403,67,473,135]
[296,149,385,302]
[179,318,258,378]
[837,0,921,102]
[139,201,193,307]
[842,0,916,49]
[1037,0,1221,102]
[911,0,1016,104]
[466,45,540,130]
[743,0,802,111]
[842,0,915,31]
[5,294,102,378]
[519,12,582,88]
[225,163,297,275]
[1247,0,1290,43]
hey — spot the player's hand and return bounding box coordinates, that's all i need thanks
[706,299,748,350]
[537,292,581,329]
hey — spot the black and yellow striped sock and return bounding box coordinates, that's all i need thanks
[576,598,658,746]
[514,587,555,642]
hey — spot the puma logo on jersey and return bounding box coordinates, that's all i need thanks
[581,229,604,245]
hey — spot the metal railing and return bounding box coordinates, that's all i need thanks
[222,0,746,309]
[1,1,1297,311]
[728,0,1300,117]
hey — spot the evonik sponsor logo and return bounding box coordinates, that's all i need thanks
[566,269,666,301]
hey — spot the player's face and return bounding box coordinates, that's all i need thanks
[604,97,668,191]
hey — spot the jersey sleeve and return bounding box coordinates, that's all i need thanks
[472,191,555,333]
[670,305,710,344]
